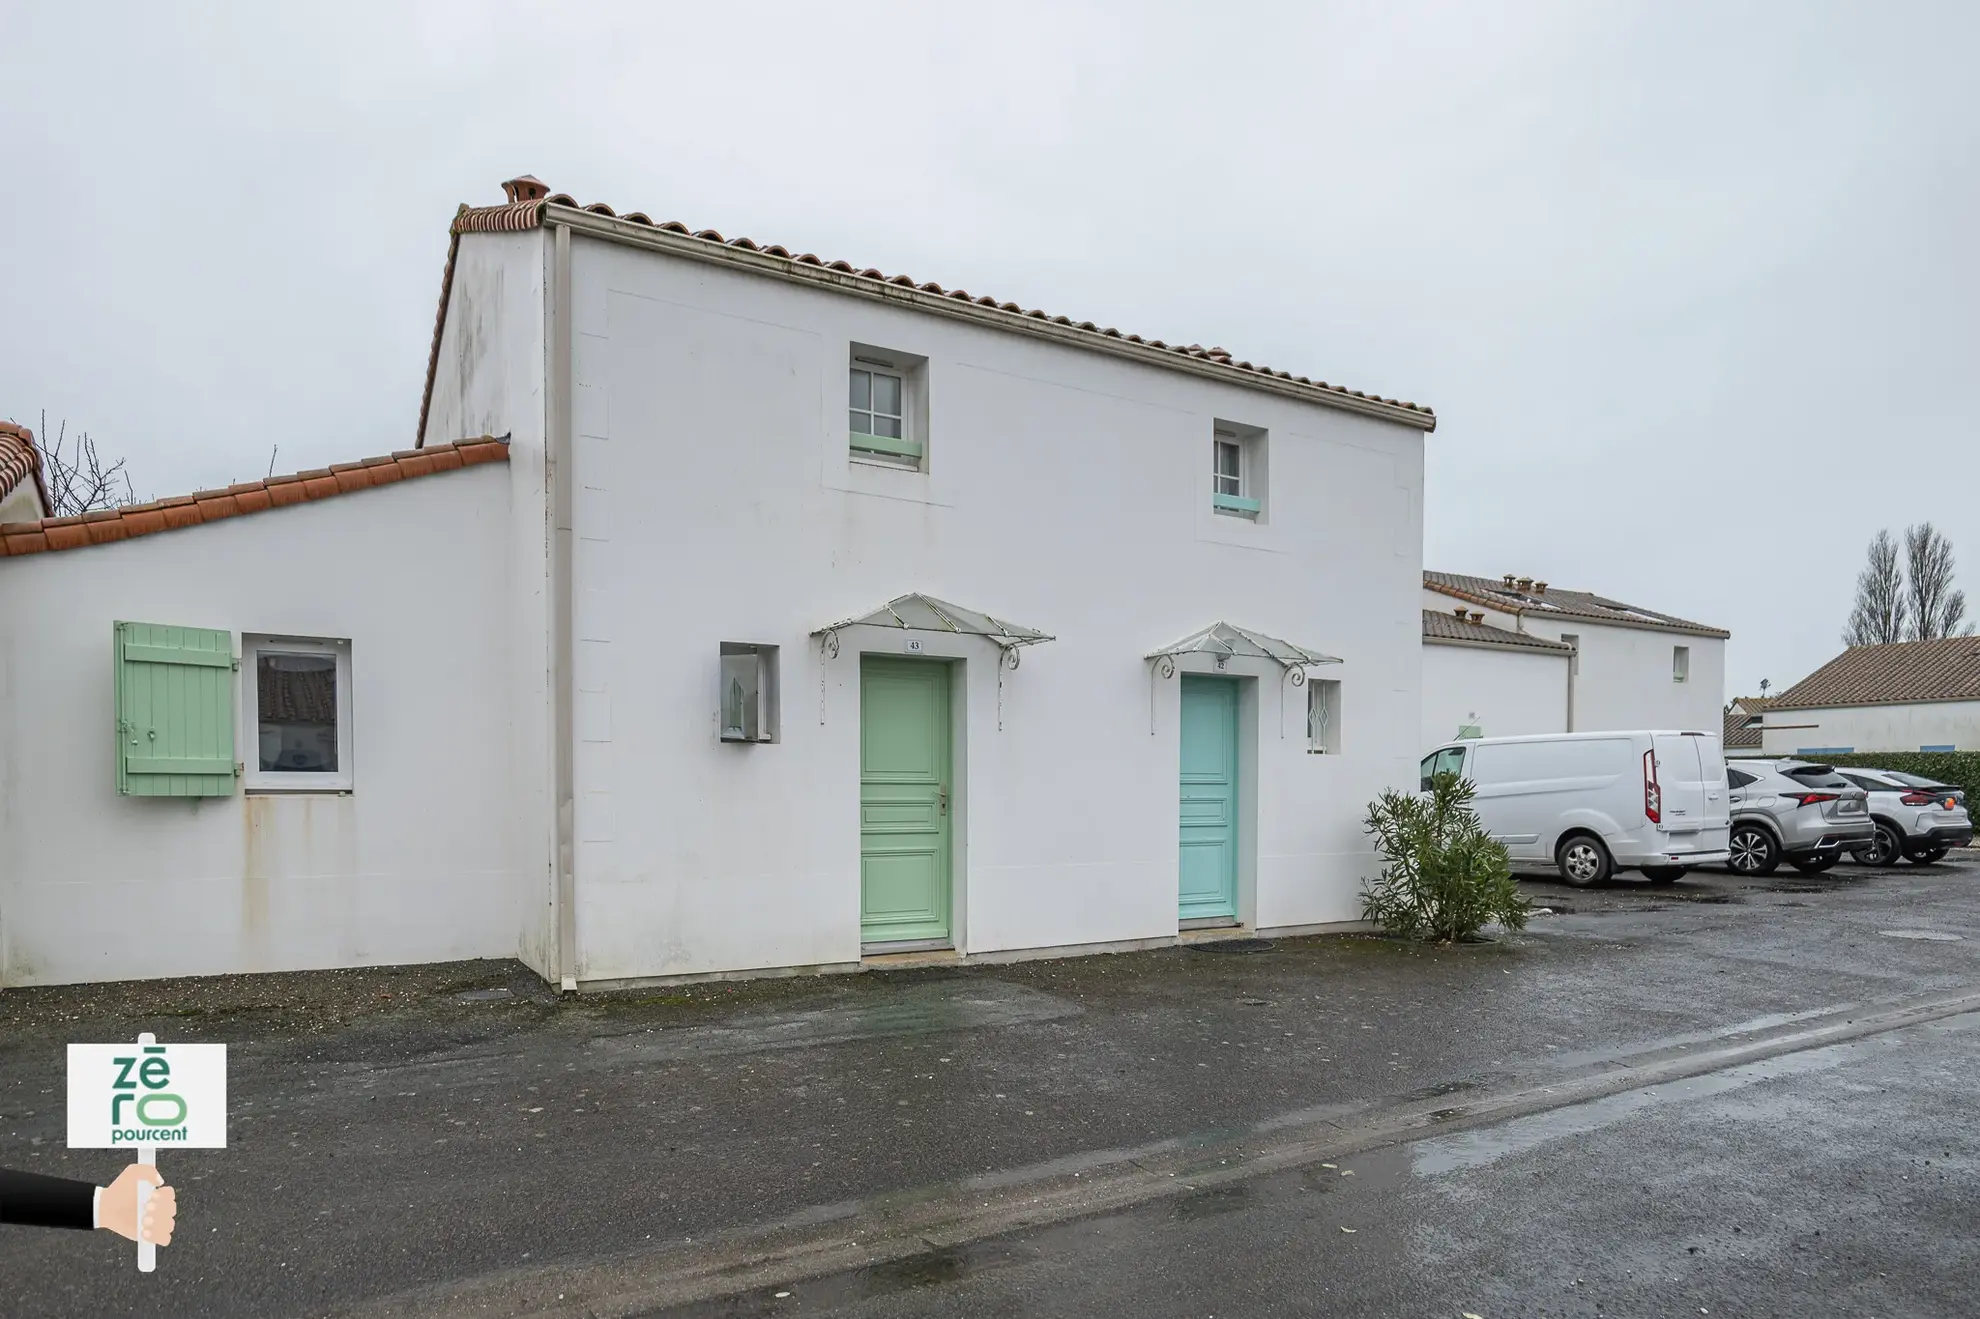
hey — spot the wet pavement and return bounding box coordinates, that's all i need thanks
[0,855,1975,1318]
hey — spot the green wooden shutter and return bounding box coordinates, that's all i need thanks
[114,621,238,797]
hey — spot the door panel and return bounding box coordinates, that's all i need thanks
[1179,676,1240,921]
[860,659,952,946]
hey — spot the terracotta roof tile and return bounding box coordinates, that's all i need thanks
[0,437,507,559]
[1769,638,1980,711]
[1421,608,1575,654]
[0,422,53,514]
[417,175,1435,447]
[1424,571,1729,639]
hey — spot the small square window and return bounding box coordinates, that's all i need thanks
[848,346,926,469]
[1307,678,1342,753]
[720,643,780,743]
[1210,422,1265,519]
[242,635,353,792]
[1673,645,1690,683]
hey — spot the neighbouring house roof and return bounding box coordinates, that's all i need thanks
[257,660,338,724]
[1421,609,1575,654]
[1723,695,1773,749]
[0,437,508,558]
[0,422,53,516]
[417,175,1437,447]
[1768,638,1980,711]
[1423,571,1730,639]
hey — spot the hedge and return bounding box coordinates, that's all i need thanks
[1811,751,1980,800]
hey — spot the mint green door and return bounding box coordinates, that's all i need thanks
[1179,675,1240,922]
[860,657,953,947]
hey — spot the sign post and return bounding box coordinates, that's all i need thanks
[67,1032,226,1272]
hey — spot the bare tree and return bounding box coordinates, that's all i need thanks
[1904,522,1972,640]
[21,410,138,517]
[1843,529,1908,646]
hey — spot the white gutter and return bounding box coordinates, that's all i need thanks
[545,206,1438,433]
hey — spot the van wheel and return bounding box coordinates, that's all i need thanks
[1556,835,1613,887]
[1727,824,1780,876]
[1640,866,1686,884]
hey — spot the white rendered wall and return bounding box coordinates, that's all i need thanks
[1760,700,1980,755]
[423,230,558,976]
[0,467,518,986]
[1420,642,1569,752]
[563,235,1428,983]
[1420,592,1724,734]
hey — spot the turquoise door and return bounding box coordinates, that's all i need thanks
[860,657,953,947]
[1179,676,1240,922]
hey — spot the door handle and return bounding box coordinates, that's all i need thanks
[939,786,949,816]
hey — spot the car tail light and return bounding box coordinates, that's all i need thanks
[1789,792,1839,807]
[1901,791,1936,806]
[1643,750,1660,823]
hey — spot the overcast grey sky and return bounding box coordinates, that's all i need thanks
[5,1,1974,700]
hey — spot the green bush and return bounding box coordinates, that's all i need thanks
[1361,774,1529,942]
[1803,751,1979,799]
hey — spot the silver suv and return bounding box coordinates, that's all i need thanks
[1725,759,1874,876]
[1834,768,1974,866]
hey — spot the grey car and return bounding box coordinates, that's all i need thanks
[1725,759,1875,876]
[1834,767,1974,865]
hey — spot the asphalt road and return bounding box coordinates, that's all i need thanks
[1,855,1975,1318]
[648,998,1980,1319]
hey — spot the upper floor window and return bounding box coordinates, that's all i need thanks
[1673,645,1690,683]
[1211,421,1266,518]
[849,346,926,470]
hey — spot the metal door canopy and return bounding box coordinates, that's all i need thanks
[813,593,1055,653]
[1146,622,1341,675]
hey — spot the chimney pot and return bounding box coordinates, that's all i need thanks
[1469,612,1484,624]
[1502,574,1517,589]
[1534,581,1548,593]
[502,174,550,204]
[1516,577,1533,591]
[1454,606,1468,619]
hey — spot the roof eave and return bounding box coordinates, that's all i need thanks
[1423,633,1573,656]
[532,205,1437,432]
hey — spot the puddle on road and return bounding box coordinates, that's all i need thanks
[588,979,1081,1062]
[1410,1012,1980,1176]
[1879,929,1965,942]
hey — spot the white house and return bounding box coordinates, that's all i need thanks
[1419,572,1727,749]
[0,174,1438,990]
[1419,606,1573,750]
[1760,638,1980,755]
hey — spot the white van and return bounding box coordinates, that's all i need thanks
[1419,731,1731,885]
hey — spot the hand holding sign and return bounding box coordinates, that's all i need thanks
[68,1032,224,1272]
[100,1165,175,1246]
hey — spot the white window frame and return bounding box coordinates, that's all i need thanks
[241,634,354,793]
[1673,645,1690,684]
[848,347,924,470]
[1306,678,1342,754]
[1211,423,1264,519]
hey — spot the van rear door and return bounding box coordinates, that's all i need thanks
[1650,733,1714,833]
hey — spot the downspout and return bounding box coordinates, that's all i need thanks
[1565,643,1576,733]
[549,223,578,992]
